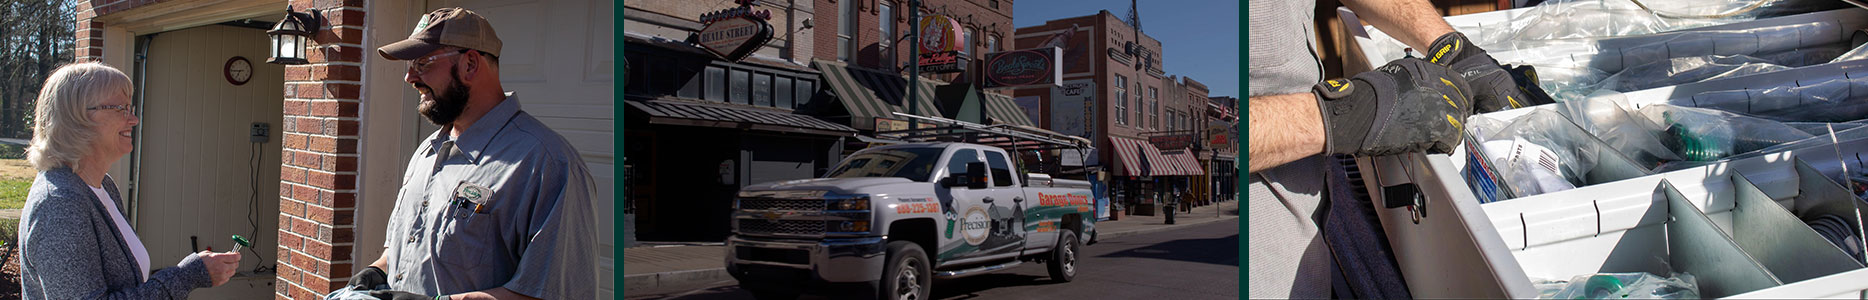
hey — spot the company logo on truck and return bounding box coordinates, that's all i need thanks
[962,206,991,245]
[1037,193,1091,206]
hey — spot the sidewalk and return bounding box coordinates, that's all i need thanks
[622,200,1240,295]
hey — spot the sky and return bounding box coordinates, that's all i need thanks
[1014,0,1240,98]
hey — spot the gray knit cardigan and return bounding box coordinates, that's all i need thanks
[19,167,211,299]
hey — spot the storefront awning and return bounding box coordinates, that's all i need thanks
[981,92,1035,127]
[625,99,857,136]
[811,59,944,130]
[1108,136,1170,177]
[1159,150,1205,176]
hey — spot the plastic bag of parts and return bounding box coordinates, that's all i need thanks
[1685,76,1868,123]
[1469,109,1616,196]
[1594,54,1793,93]
[1535,45,1845,102]
[1460,0,1846,53]
[1534,272,1701,299]
[1553,97,1682,168]
[1637,104,1815,161]
[1461,116,1519,203]
[1655,122,1868,172]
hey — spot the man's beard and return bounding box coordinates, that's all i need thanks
[418,68,471,125]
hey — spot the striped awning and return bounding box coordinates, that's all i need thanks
[1158,150,1206,176]
[625,99,857,136]
[981,92,1035,127]
[811,59,944,130]
[1108,136,1167,177]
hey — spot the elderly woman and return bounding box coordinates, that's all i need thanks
[18,62,241,299]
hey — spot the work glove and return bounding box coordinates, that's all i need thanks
[1315,57,1473,156]
[349,266,389,291]
[369,290,441,300]
[1425,32,1557,113]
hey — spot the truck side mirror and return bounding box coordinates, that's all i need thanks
[965,162,989,189]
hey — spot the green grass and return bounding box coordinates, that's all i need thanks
[0,180,24,210]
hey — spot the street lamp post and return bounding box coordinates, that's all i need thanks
[907,0,921,130]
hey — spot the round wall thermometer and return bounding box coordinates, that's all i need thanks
[225,56,253,86]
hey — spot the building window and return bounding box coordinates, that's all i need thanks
[964,27,976,56]
[1150,99,1159,129]
[705,66,726,102]
[991,0,1000,9]
[753,72,773,107]
[1114,75,1128,126]
[1149,87,1158,99]
[1136,82,1145,128]
[839,0,856,62]
[985,35,998,54]
[880,2,894,67]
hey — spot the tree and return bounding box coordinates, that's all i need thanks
[0,0,76,138]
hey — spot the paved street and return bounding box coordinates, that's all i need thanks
[625,219,1240,300]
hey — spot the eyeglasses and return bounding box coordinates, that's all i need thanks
[87,104,135,116]
[408,49,471,76]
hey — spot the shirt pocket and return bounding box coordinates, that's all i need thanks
[432,193,503,274]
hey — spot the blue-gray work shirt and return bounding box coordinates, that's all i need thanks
[383,92,599,298]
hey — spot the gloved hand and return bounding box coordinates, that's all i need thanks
[1315,57,1473,156]
[1425,32,1557,113]
[369,290,440,300]
[349,266,388,291]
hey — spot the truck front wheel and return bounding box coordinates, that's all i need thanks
[1047,229,1079,282]
[881,241,932,300]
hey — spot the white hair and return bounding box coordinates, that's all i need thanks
[27,62,133,171]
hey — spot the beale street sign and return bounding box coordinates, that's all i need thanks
[981,47,1062,89]
[696,0,773,62]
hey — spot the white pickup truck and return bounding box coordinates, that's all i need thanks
[726,142,1098,300]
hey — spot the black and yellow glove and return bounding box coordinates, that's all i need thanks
[1425,32,1557,113]
[1316,57,1473,156]
[349,266,388,290]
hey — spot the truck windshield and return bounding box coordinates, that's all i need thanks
[826,147,944,182]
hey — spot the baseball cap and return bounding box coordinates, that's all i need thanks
[378,7,502,60]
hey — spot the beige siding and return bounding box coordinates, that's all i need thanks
[133,24,284,298]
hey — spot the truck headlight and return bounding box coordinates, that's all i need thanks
[831,197,870,211]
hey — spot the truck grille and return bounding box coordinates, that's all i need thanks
[737,219,825,236]
[739,198,825,211]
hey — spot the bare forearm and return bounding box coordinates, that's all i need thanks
[445,288,539,300]
[1248,93,1327,173]
[370,250,388,270]
[1340,0,1456,51]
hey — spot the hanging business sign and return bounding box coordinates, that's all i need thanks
[981,47,1062,89]
[695,0,774,62]
[1207,120,1235,151]
[1149,134,1196,151]
[696,16,773,62]
[916,15,966,73]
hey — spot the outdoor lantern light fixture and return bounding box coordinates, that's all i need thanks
[267,6,322,65]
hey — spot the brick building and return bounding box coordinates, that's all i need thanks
[75,0,616,298]
[1010,10,1207,216]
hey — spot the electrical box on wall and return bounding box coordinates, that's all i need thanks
[250,122,269,143]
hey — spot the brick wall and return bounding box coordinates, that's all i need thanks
[276,1,366,299]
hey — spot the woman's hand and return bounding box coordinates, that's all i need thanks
[198,251,242,287]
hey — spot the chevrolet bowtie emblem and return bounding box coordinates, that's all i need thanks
[763,212,782,220]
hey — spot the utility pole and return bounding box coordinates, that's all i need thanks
[907,0,922,130]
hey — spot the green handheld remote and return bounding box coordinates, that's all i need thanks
[229,235,251,254]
